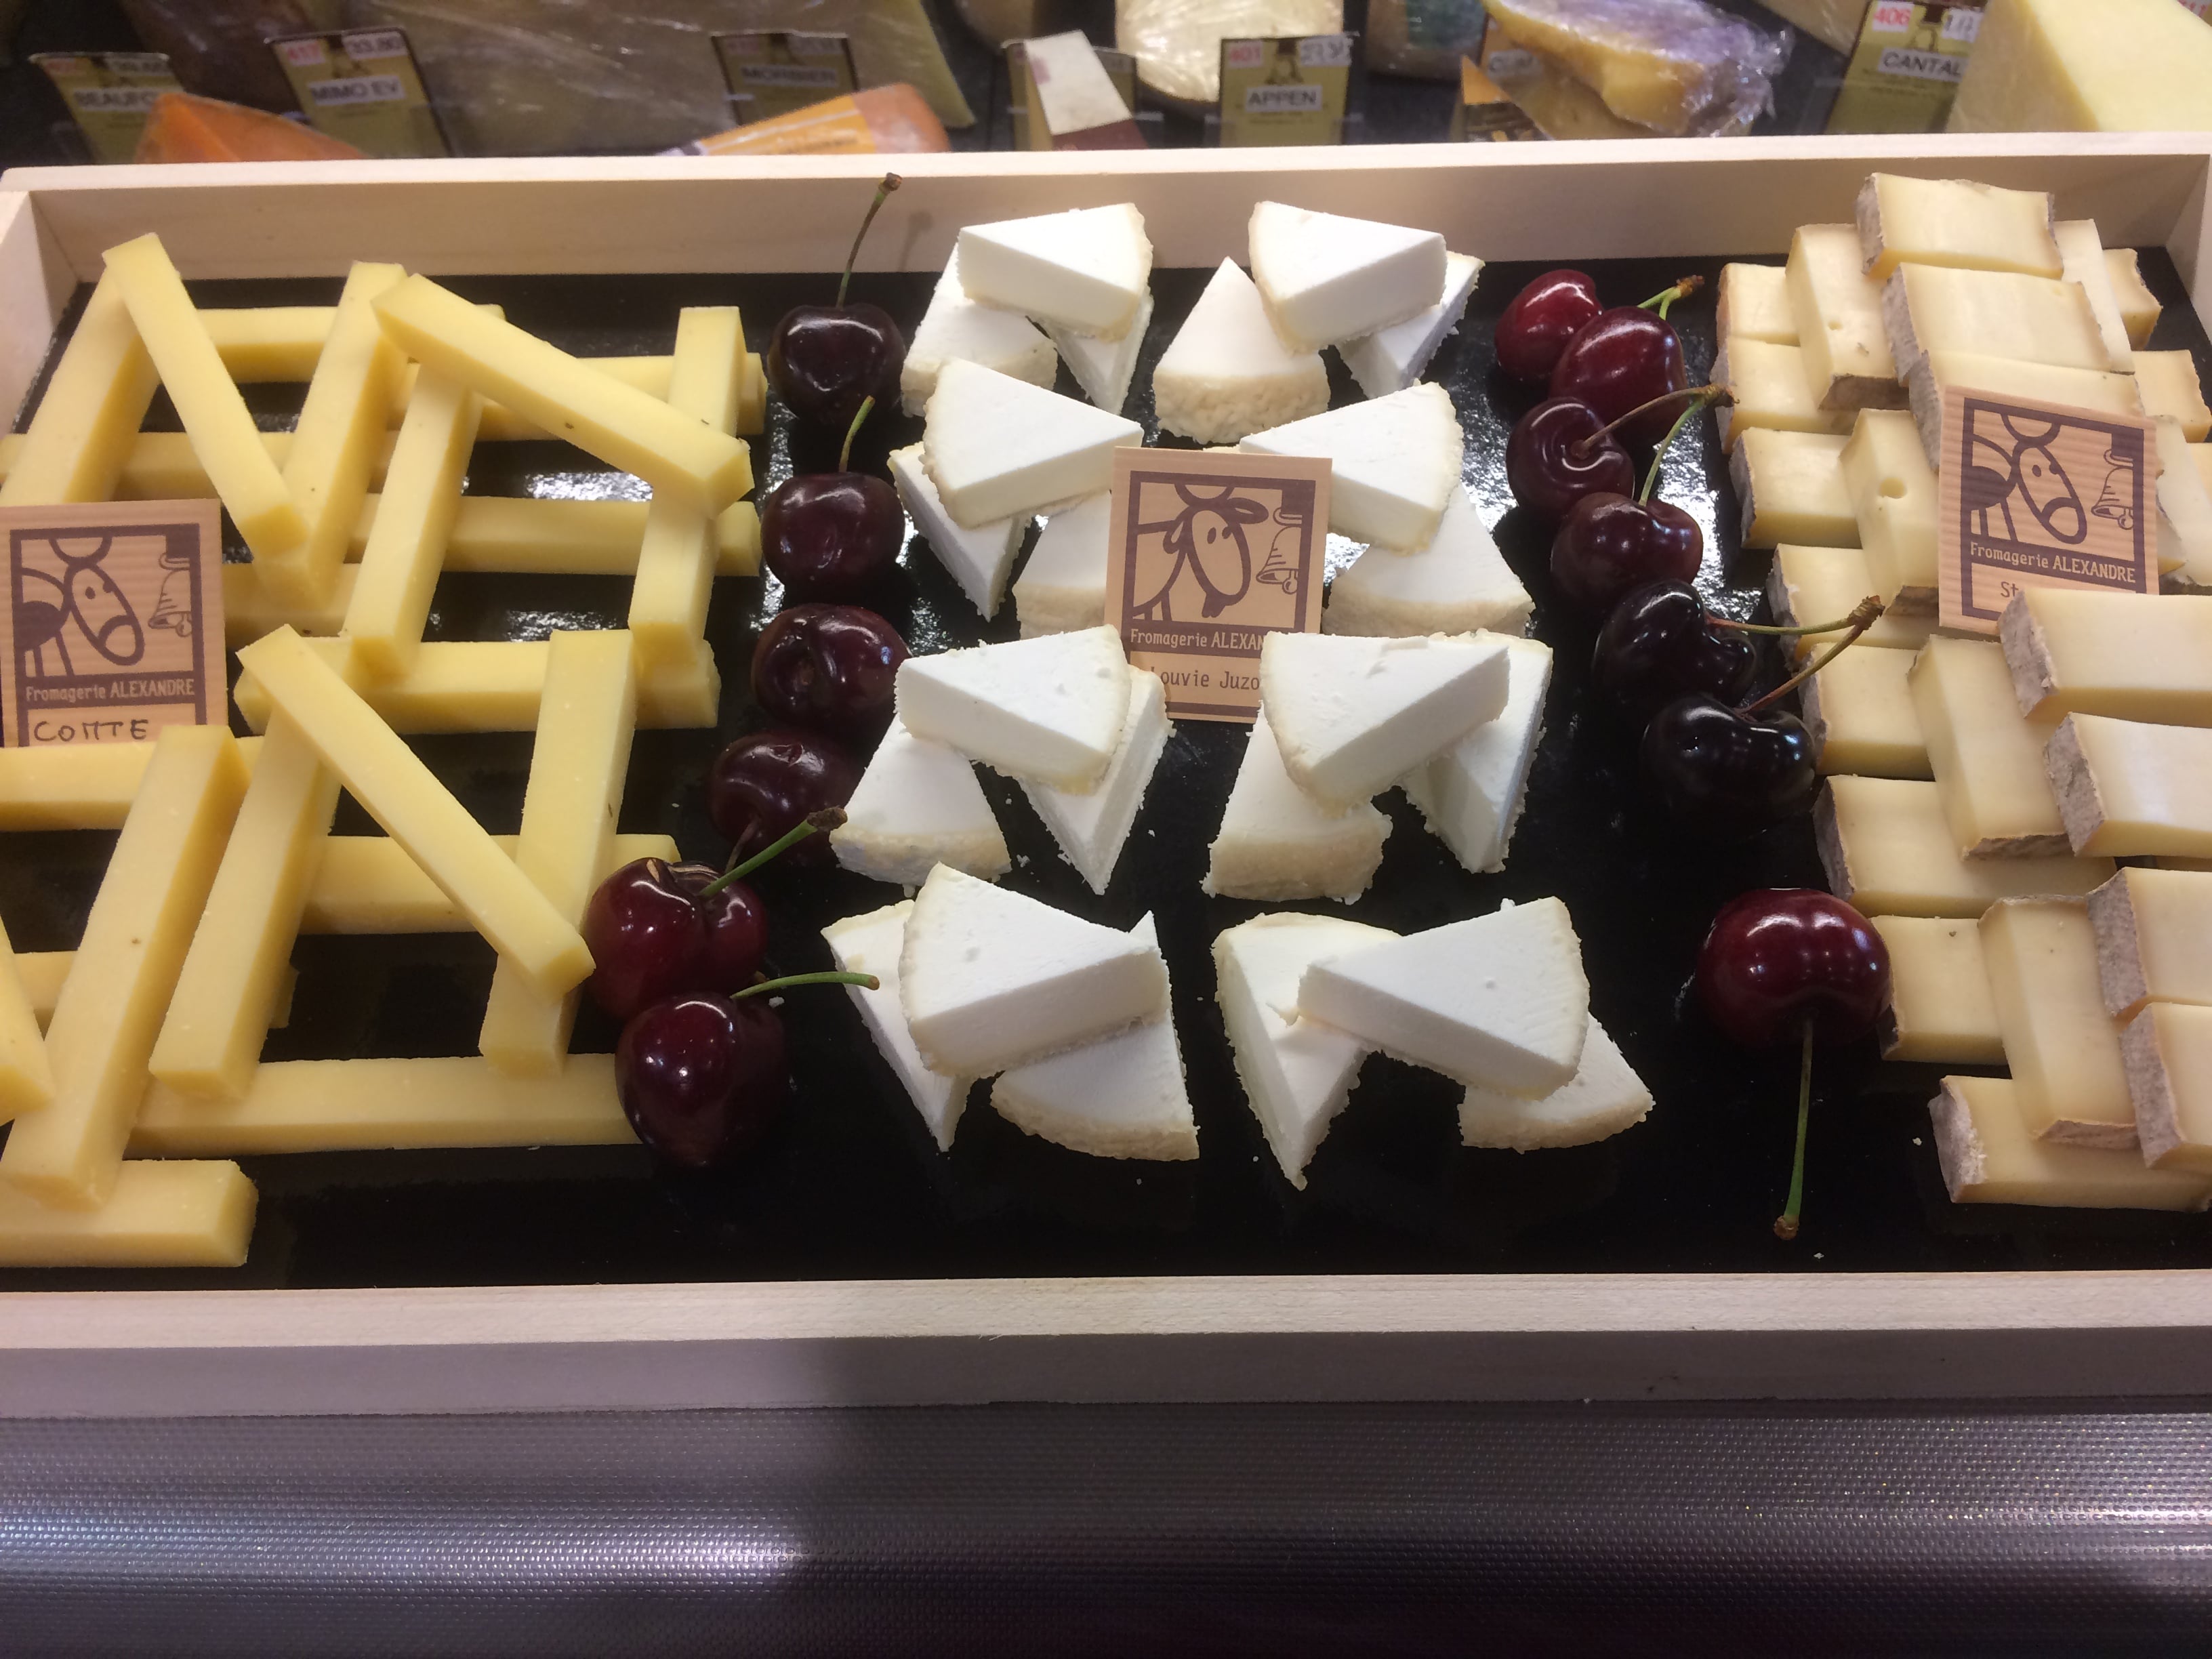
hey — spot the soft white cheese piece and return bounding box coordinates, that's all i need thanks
[1297,896,1591,1094]
[1402,636,1553,874]
[1259,630,1510,810]
[832,721,1009,889]
[958,204,1154,341]
[1240,382,1464,549]
[1202,709,1391,902]
[1019,669,1168,895]
[899,864,1168,1076]
[922,360,1143,529]
[896,625,1132,792]
[888,443,1027,619]
[1337,251,1484,399]
[1151,260,1329,445]
[991,916,1197,1161]
[1247,201,1448,352]
[899,247,1058,417]
[1214,911,1397,1187]
[1044,291,1153,414]
[1458,1019,1651,1151]
[1324,488,1532,638]
[1015,493,1111,638]
[823,901,970,1151]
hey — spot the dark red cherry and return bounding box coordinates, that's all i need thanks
[1639,694,1817,841]
[1696,890,1891,1050]
[760,472,903,599]
[750,602,906,741]
[1593,580,1758,729]
[1506,397,1637,523]
[1550,492,1703,615]
[765,174,907,432]
[615,994,787,1168]
[1494,269,1603,384]
[665,861,770,994]
[1549,306,1689,445]
[583,859,709,1022]
[707,727,859,868]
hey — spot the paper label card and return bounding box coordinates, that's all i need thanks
[31,52,182,164]
[1217,33,1354,148]
[270,28,448,158]
[713,30,859,126]
[1827,0,1986,135]
[1105,449,1329,723]
[1936,387,2156,634]
[0,500,226,748]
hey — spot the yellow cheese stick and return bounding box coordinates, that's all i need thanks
[0,726,247,1204]
[1980,897,2135,1147]
[148,717,340,1103]
[0,918,56,1118]
[102,234,306,560]
[1815,775,2112,919]
[2048,713,2212,859]
[0,741,158,830]
[132,1054,633,1155]
[235,627,592,998]
[480,630,638,1075]
[1870,916,2003,1064]
[1879,265,2111,378]
[1909,637,2067,858]
[342,367,481,676]
[224,561,355,648]
[0,1160,257,1267]
[16,952,292,1030]
[638,635,723,729]
[301,832,677,934]
[1907,350,2144,472]
[201,305,336,381]
[0,270,159,506]
[373,275,753,513]
[1929,1076,2207,1212]
[630,307,747,668]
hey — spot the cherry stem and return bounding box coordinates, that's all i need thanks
[1637,274,1704,320]
[839,396,874,473]
[1715,609,1869,638]
[1569,384,1732,459]
[1638,390,1718,506]
[834,173,903,311]
[732,969,880,1000]
[699,807,847,896]
[1740,598,1885,716]
[1774,1019,1814,1242]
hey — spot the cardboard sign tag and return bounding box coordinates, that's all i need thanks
[1105,449,1330,723]
[1827,0,1986,136]
[1936,387,2157,635]
[1452,52,1544,142]
[270,29,449,159]
[1217,33,1354,148]
[713,30,859,126]
[0,501,226,749]
[31,52,182,164]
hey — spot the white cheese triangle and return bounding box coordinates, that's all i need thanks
[899,247,1058,417]
[1458,1018,1651,1151]
[823,901,970,1151]
[899,864,1169,1077]
[1402,636,1553,876]
[1019,669,1169,895]
[1247,201,1448,352]
[1153,260,1330,444]
[1202,709,1390,902]
[1324,488,1532,638]
[888,443,1026,618]
[1044,290,1153,413]
[1259,630,1510,808]
[922,359,1143,529]
[1338,252,1484,398]
[1014,492,1111,638]
[1296,897,1592,1095]
[958,205,1153,340]
[991,916,1197,1161]
[1214,911,1397,1186]
[832,720,1009,889]
[1240,382,1464,548]
[896,625,1132,791]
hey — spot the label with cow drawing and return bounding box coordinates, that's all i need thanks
[1936,386,2156,636]
[1104,447,1331,722]
[0,499,224,748]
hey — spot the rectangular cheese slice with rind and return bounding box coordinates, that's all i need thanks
[1458,1019,1650,1151]
[1906,351,2144,470]
[1928,1076,2207,1212]
[921,360,1141,529]
[1323,488,1532,640]
[1980,897,2135,1147]
[1786,224,1902,411]
[1240,382,1463,549]
[1260,630,1510,810]
[1769,545,1936,661]
[2053,220,2135,375]
[832,720,1009,889]
[0,1160,256,1267]
[1814,775,2112,919]
[1403,636,1553,875]
[1841,409,1938,611]
[2048,713,2212,859]
[2136,351,2211,444]
[2088,867,2212,1021]
[1338,251,1483,401]
[1247,201,1446,353]
[2000,588,2212,725]
[1202,708,1390,903]
[0,269,158,507]
[1855,174,2062,284]
[1871,915,2003,1064]
[958,205,1153,341]
[1015,493,1110,638]
[1714,337,1853,451]
[2104,249,2161,349]
[1801,643,1929,779]
[2121,1002,2212,1174]
[895,626,1132,792]
[1881,264,2114,380]
[342,365,480,677]
[1019,669,1168,896]
[1716,262,1796,347]
[900,247,1058,417]
[889,443,1025,619]
[1910,636,2067,858]
[1153,260,1329,445]
[1731,429,1855,549]
[823,901,970,1152]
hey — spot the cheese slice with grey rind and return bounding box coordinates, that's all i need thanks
[1338,252,1484,400]
[1297,897,1591,1095]
[1324,488,1532,638]
[1015,493,1111,638]
[823,901,970,1152]
[1202,709,1390,903]
[899,248,1057,417]
[832,721,1009,889]
[1019,669,1168,895]
[888,443,1026,619]
[1260,630,1509,810]
[922,360,1142,529]
[1403,636,1553,875]
[899,864,1168,1077]
[1152,260,1328,445]
[896,625,1132,792]
[1043,291,1153,415]
[958,205,1153,341]
[1246,201,1447,352]
[1240,383,1463,549]
[1458,1019,1650,1151]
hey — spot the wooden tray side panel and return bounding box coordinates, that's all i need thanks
[0,191,75,429]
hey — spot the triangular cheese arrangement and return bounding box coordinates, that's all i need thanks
[1247,201,1447,352]
[1404,637,1553,876]
[1152,260,1329,444]
[1019,669,1170,895]
[1458,1019,1652,1151]
[922,360,1142,529]
[896,625,1132,791]
[1324,487,1533,638]
[958,204,1153,340]
[888,443,1025,618]
[1013,492,1112,638]
[1258,630,1509,808]
[1042,290,1154,413]
[1339,252,1485,399]
[832,721,1009,888]
[1202,709,1390,902]
[899,247,1057,416]
[1240,382,1464,548]
[823,901,970,1151]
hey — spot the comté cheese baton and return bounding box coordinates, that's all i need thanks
[1814,776,2112,919]
[1869,916,2003,1064]
[1715,263,1795,347]
[1978,897,2137,1148]
[630,306,748,668]
[2135,352,2210,443]
[0,918,56,1118]
[24,955,294,1033]
[2052,222,2135,375]
[0,726,247,1206]
[2088,868,2212,1021]
[2001,589,2212,726]
[302,832,676,935]
[101,234,306,560]
[1711,337,1851,451]
[1767,546,1935,662]
[2047,714,2212,859]
[1880,265,2115,381]
[1840,409,1937,611]
[2104,249,2161,350]
[342,367,480,676]
[2121,1004,2212,1173]
[372,274,754,514]
[236,627,592,1000]
[0,270,157,506]
[1927,1075,2207,1212]
[1785,224,1902,412]
[1855,174,2062,284]
[1909,637,2068,859]
[0,742,157,831]
[0,1160,257,1269]
[1800,646,1929,779]
[1730,430,1854,549]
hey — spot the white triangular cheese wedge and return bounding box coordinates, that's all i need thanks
[1247,201,1447,352]
[1014,493,1111,638]
[1044,290,1153,413]
[1214,912,1397,1187]
[1202,708,1389,902]
[899,247,1058,416]
[899,864,1168,1076]
[823,901,970,1151]
[1403,637,1553,876]
[896,625,1132,791]
[1258,630,1509,808]
[1324,488,1532,638]
[888,443,1026,618]
[1338,252,1484,398]
[922,360,1143,529]
[1153,260,1330,444]
[1240,382,1464,548]
[991,916,1197,1160]
[958,205,1153,340]
[1019,669,1168,895]
[1458,1019,1651,1151]
[832,721,1009,888]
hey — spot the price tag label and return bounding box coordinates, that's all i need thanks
[1216,33,1355,148]
[31,52,182,164]
[712,31,859,127]
[268,28,448,158]
[1827,0,1986,135]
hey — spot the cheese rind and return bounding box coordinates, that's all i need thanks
[0,270,158,507]
[1717,262,1797,346]
[1731,429,1855,549]
[1814,776,2112,919]
[1999,588,2212,725]
[900,247,1057,416]
[832,722,1010,888]
[2121,1002,2212,1173]
[1246,201,1447,352]
[2088,867,2212,1021]
[896,626,1132,792]
[0,1161,257,1267]
[1855,174,2062,283]
[1458,1019,1651,1151]
[1153,260,1329,444]
[1880,264,2114,380]
[1928,1076,2206,1212]
[1261,630,1510,810]
[1786,223,1901,411]
[888,443,1026,619]
[1240,383,1463,549]
[1337,251,1484,400]
[1019,670,1169,895]
[1907,350,2144,471]
[1980,897,2136,1148]
[342,366,480,676]
[628,306,748,668]
[2047,713,2212,859]
[1910,637,2066,858]
[1403,636,1553,874]
[958,205,1153,341]
[1871,915,2003,1064]
[823,903,969,1151]
[1324,489,1532,639]
[1802,644,1929,779]
[922,361,1141,529]
[1014,493,1110,638]
[1202,710,1391,903]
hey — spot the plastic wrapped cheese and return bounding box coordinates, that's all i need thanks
[1948,0,2212,134]
[673,85,949,155]
[1480,0,1788,136]
[1115,0,1344,104]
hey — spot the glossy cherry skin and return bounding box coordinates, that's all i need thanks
[765,302,906,434]
[1549,492,1703,615]
[1639,695,1818,841]
[1549,306,1689,445]
[751,603,906,741]
[1494,270,1603,384]
[615,995,787,1168]
[707,727,860,868]
[1592,580,1759,730]
[581,859,770,1022]
[1506,398,1637,523]
[1696,889,1891,1050]
[667,862,771,995]
[760,472,903,600]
